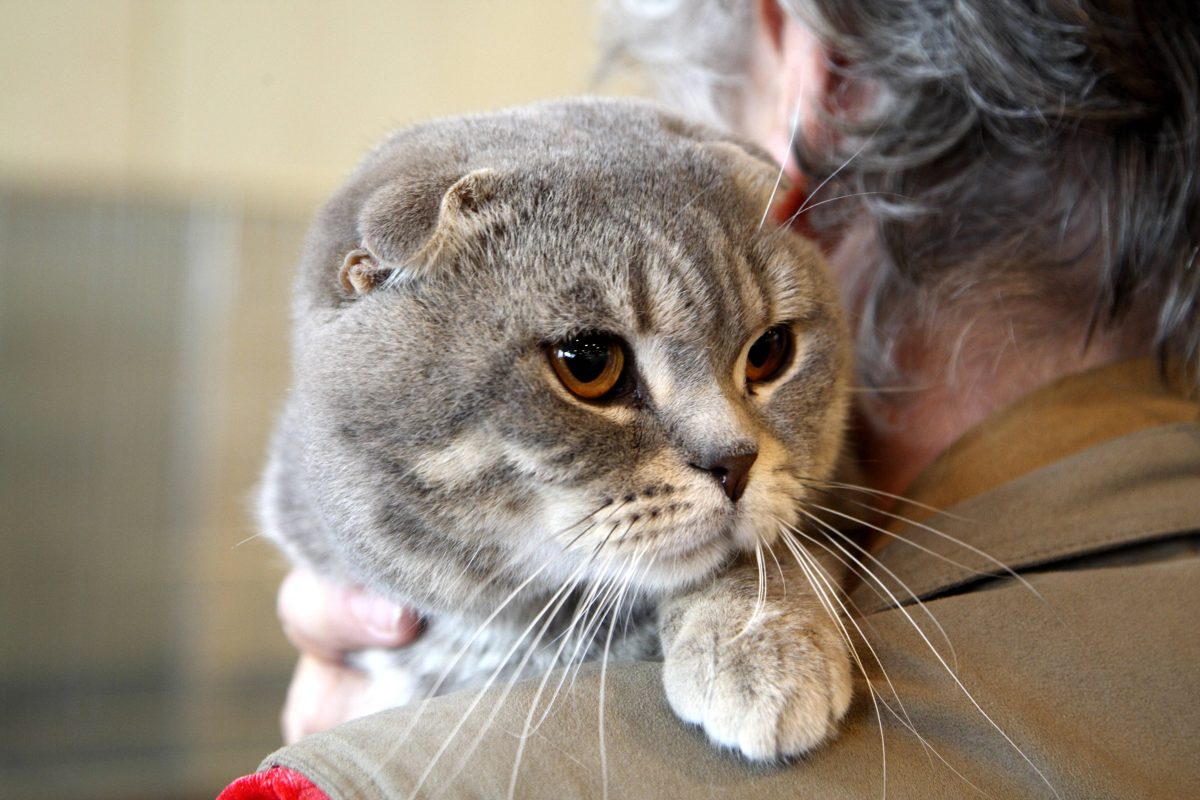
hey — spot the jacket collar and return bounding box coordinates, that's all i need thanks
[849,359,1200,614]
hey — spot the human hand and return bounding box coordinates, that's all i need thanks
[276,568,423,743]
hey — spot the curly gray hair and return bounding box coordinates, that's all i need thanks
[600,0,1200,393]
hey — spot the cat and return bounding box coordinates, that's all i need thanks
[259,96,853,763]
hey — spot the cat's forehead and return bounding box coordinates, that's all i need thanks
[481,198,822,347]
[340,98,831,347]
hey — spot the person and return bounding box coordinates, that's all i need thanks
[237,1,1200,796]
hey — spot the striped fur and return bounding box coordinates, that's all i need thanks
[261,98,852,760]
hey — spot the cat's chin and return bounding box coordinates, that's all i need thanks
[633,535,738,594]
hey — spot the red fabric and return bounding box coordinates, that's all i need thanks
[217,766,330,800]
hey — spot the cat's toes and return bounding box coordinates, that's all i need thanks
[662,611,852,761]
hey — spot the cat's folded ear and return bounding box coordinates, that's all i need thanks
[700,140,781,202]
[340,168,501,296]
[339,248,391,295]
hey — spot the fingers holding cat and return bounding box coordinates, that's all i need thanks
[276,568,422,742]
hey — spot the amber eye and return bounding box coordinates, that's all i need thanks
[548,333,627,401]
[745,325,792,384]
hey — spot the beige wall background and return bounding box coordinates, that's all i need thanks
[0,3,622,799]
[0,0,601,206]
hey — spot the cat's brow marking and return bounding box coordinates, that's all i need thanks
[628,335,679,408]
[625,246,655,335]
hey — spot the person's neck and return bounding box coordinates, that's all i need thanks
[855,329,1142,503]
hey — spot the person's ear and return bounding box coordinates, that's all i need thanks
[755,0,838,161]
[758,0,787,52]
[756,1,874,249]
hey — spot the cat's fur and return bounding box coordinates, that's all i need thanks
[261,97,853,760]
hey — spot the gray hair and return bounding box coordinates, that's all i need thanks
[600,0,1200,393]
[598,0,758,133]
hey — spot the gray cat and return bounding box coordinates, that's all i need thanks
[260,97,853,761]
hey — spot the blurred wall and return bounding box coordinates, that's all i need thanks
[0,3,603,798]
[0,0,599,206]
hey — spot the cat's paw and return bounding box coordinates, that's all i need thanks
[661,595,852,761]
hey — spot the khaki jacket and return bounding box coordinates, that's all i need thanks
[263,361,1200,799]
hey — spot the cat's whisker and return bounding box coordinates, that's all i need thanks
[776,506,903,616]
[597,544,654,800]
[772,525,891,799]
[785,191,909,224]
[512,550,633,798]
[382,556,560,759]
[794,475,968,521]
[730,540,770,643]
[786,515,1060,800]
[804,133,872,208]
[668,178,719,227]
[774,513,941,686]
[792,507,960,671]
[556,498,631,552]
[795,474,1045,616]
[779,132,884,236]
[776,521,962,733]
[443,542,509,602]
[757,93,806,232]
[764,538,787,590]
[801,486,1048,606]
[426,558,607,800]
[565,547,637,693]
[757,539,769,611]
[587,519,627,560]
[507,547,638,799]
[440,497,621,606]
[558,497,620,536]
[525,538,642,741]
[797,486,984,578]
[778,522,995,799]
[553,553,629,694]
[536,543,661,739]
[779,525,993,800]
[525,522,648,714]
[403,552,602,800]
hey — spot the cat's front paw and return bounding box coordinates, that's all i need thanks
[661,594,852,761]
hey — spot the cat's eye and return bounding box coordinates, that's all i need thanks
[548,333,628,401]
[745,325,793,384]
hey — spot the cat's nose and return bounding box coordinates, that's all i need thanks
[692,450,758,503]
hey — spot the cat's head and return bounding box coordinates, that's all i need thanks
[275,99,848,615]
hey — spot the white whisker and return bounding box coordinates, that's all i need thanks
[787,515,1060,799]
[786,190,908,221]
[405,554,597,800]
[778,524,995,799]
[731,540,769,643]
[598,544,652,800]
[773,527,890,799]
[794,508,960,670]
[807,497,1048,607]
[782,132,878,232]
[528,544,632,730]
[797,477,967,521]
[757,93,806,231]
[507,547,631,799]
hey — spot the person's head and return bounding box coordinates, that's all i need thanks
[603,0,1200,400]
